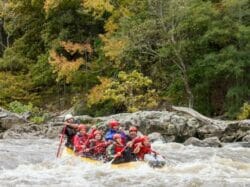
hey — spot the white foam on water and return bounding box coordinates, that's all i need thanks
[0,139,250,186]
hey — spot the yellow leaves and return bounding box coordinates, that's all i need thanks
[83,0,114,17]
[104,19,118,33]
[103,7,132,33]
[100,35,127,61]
[237,102,250,120]
[86,71,159,112]
[49,50,85,83]
[96,2,134,62]
[44,0,60,13]
[119,70,152,88]
[49,41,93,83]
[82,0,132,63]
[87,77,112,107]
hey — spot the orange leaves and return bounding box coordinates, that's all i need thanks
[60,41,93,55]
[49,50,84,83]
[49,41,93,83]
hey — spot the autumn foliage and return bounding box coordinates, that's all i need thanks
[87,71,158,112]
[83,0,114,17]
[49,41,92,83]
[0,0,249,118]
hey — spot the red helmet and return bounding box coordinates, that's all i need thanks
[94,130,102,136]
[78,124,87,131]
[108,120,120,128]
[113,133,121,140]
[129,126,137,132]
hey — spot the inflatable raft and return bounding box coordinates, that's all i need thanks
[61,147,166,169]
[61,147,145,169]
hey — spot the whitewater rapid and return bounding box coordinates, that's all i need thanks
[0,139,250,187]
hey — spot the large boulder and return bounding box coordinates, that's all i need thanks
[0,107,27,131]
[197,123,227,139]
[148,132,165,143]
[203,137,222,147]
[183,137,222,147]
[242,130,250,143]
[242,135,250,142]
[2,106,250,145]
[184,137,209,147]
[238,120,250,131]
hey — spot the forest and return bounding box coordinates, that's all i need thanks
[0,0,249,120]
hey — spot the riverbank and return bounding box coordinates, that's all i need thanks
[1,106,249,147]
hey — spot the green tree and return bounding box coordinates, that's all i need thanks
[101,0,250,118]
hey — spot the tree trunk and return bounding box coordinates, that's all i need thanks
[171,32,194,108]
[181,71,194,108]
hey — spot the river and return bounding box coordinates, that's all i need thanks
[0,139,250,187]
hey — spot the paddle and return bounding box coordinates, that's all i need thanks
[56,124,67,158]
[76,142,108,156]
[109,144,129,164]
[151,149,166,159]
[75,127,108,156]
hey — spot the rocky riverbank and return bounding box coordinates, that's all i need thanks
[1,106,250,147]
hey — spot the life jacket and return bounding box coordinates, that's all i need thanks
[105,129,127,143]
[135,144,152,160]
[88,128,97,139]
[129,136,142,144]
[64,126,76,148]
[73,133,89,152]
[130,137,143,151]
[113,142,125,158]
[90,140,107,155]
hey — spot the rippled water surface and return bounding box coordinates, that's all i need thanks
[0,139,250,187]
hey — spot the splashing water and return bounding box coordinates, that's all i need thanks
[0,139,250,187]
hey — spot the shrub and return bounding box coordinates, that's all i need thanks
[9,101,33,114]
[8,101,48,124]
[237,102,250,120]
[86,71,159,114]
[30,116,45,124]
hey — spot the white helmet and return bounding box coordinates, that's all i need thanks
[64,114,73,121]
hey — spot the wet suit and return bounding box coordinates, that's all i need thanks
[106,141,134,164]
[124,135,137,161]
[63,124,77,149]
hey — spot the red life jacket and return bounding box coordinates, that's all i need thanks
[91,140,107,155]
[136,144,152,160]
[88,128,97,139]
[133,137,142,143]
[114,143,125,157]
[131,137,144,151]
[73,133,89,152]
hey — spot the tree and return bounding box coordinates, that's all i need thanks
[49,41,93,83]
[100,0,250,117]
[87,70,158,113]
[0,72,38,106]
